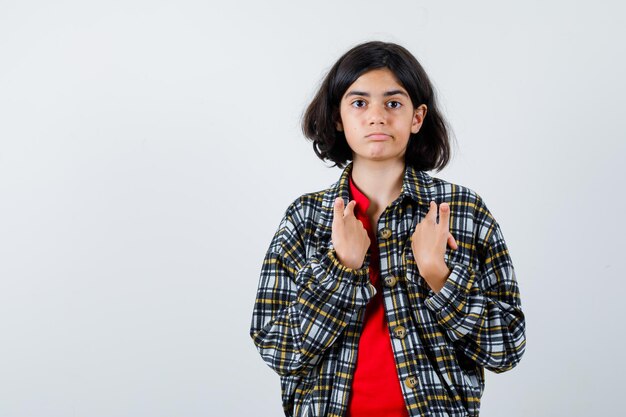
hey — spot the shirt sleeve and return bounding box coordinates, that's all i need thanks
[249,200,376,377]
[424,204,526,374]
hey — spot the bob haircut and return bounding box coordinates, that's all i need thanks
[302,41,452,172]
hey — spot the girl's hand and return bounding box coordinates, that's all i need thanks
[411,201,458,293]
[331,197,371,269]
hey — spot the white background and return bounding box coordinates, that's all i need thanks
[1,1,625,416]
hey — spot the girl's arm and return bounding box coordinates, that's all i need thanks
[249,201,375,377]
[423,202,526,373]
[412,194,526,372]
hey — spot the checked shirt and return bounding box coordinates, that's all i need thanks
[250,162,526,417]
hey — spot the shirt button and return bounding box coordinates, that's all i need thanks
[383,275,398,288]
[405,375,419,389]
[393,326,407,339]
[379,228,392,239]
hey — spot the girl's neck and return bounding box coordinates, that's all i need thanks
[350,157,405,210]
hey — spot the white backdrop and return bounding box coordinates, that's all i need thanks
[1,1,624,416]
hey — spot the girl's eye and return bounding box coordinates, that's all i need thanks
[351,100,366,108]
[387,101,402,109]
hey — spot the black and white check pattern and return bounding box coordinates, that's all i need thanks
[250,162,526,417]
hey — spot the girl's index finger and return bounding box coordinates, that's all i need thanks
[424,200,438,223]
[332,197,345,226]
[344,200,357,218]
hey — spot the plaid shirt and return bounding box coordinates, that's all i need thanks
[250,162,526,417]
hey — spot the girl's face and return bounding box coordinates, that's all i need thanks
[337,68,427,165]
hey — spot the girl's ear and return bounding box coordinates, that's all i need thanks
[336,121,344,132]
[411,104,428,134]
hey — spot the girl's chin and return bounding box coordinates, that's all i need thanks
[354,153,405,163]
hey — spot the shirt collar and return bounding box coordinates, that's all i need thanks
[314,162,433,240]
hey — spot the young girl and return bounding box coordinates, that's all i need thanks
[250,41,526,417]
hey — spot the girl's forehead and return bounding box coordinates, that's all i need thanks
[343,68,407,95]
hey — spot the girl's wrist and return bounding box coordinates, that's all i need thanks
[420,261,451,293]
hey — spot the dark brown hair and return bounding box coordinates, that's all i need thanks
[302,41,453,172]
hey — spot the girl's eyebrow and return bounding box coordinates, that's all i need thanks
[345,89,409,98]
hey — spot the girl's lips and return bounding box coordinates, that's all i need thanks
[367,134,391,140]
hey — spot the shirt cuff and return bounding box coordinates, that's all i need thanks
[424,263,475,312]
[325,248,371,284]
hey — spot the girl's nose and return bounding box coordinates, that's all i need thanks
[368,106,386,124]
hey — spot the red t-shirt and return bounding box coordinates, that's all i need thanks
[346,175,409,417]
